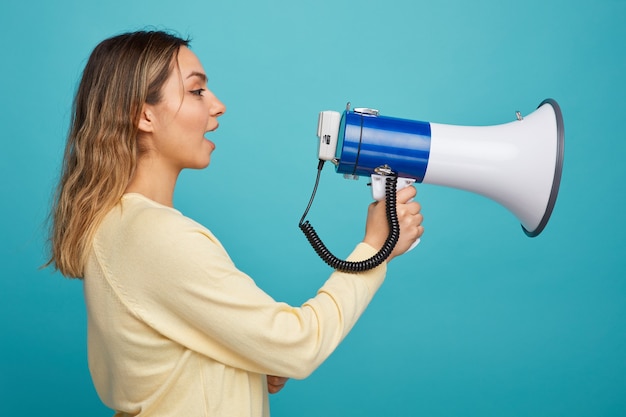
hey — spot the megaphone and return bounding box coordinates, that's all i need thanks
[300,99,564,271]
[317,98,563,236]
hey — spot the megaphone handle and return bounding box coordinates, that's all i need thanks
[371,174,416,201]
[371,174,421,251]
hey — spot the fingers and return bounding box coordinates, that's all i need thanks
[389,186,423,234]
[400,210,424,240]
[405,200,422,215]
[388,188,424,258]
[267,375,289,394]
[396,184,417,203]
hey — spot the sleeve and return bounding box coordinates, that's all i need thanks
[105,207,387,379]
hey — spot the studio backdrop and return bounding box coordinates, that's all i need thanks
[1,0,624,416]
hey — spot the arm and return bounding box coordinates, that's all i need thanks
[101,208,386,379]
[101,189,422,379]
[265,187,422,392]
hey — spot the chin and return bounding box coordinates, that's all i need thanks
[196,144,214,168]
[186,155,211,170]
[195,159,211,169]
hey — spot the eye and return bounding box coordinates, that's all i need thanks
[190,88,206,97]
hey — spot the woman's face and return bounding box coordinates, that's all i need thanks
[142,46,226,171]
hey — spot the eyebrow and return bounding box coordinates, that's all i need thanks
[186,71,208,84]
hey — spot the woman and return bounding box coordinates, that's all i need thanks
[48,30,424,417]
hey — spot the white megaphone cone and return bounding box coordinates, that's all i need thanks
[425,99,564,236]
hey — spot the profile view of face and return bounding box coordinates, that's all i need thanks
[140,46,226,171]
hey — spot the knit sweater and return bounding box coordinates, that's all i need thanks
[84,193,387,416]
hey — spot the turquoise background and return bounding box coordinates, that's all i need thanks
[1,0,625,415]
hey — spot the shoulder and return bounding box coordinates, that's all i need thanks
[90,194,240,295]
[122,194,192,231]
[97,193,224,255]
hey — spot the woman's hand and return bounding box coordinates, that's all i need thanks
[267,375,289,394]
[363,185,424,262]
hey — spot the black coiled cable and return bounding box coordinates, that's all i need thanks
[299,161,400,272]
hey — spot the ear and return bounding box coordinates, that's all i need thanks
[137,105,155,133]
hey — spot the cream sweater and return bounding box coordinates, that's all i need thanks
[84,193,387,416]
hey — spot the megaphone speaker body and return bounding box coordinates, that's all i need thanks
[331,99,564,237]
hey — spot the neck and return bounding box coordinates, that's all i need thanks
[125,157,180,207]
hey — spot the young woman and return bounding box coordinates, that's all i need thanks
[48,30,424,417]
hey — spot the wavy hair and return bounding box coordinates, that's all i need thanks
[47,30,189,278]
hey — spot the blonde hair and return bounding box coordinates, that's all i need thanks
[47,30,189,278]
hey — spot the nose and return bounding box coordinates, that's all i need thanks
[210,94,226,118]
